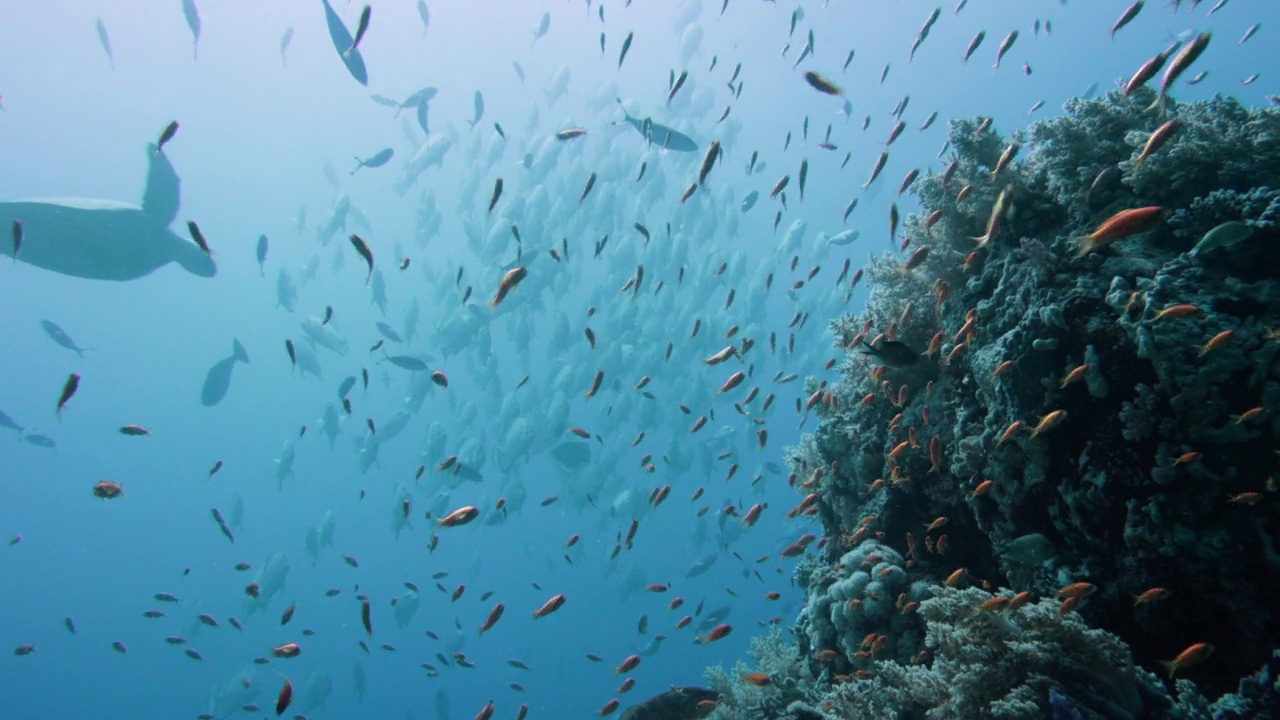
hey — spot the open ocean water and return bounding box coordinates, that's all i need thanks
[1,1,1278,719]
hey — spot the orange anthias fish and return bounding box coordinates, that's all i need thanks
[697,623,732,644]
[1161,642,1214,678]
[1075,207,1172,256]
[438,506,479,527]
[490,266,528,308]
[532,593,566,619]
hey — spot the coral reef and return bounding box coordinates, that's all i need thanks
[715,91,1280,717]
[707,587,1212,720]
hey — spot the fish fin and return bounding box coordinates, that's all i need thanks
[141,143,181,227]
[233,339,249,364]
[1073,236,1097,258]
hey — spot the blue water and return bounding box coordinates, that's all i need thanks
[0,1,1274,718]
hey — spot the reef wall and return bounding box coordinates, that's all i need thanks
[707,89,1280,719]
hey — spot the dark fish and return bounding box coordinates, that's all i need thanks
[860,340,918,368]
[361,598,373,635]
[698,141,721,185]
[618,32,634,69]
[211,507,235,543]
[285,339,296,370]
[9,219,21,258]
[337,376,356,399]
[346,5,372,57]
[349,234,373,284]
[40,320,91,357]
[488,178,503,213]
[56,372,80,420]
[208,459,223,477]
[276,677,293,716]
[322,306,333,325]
[158,121,179,153]
[187,220,212,255]
[803,71,842,95]
[579,172,597,205]
[351,148,393,174]
[619,687,719,720]
[667,70,688,104]
[256,234,268,275]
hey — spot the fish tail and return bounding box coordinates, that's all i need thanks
[1144,92,1166,115]
[1160,660,1177,679]
[1073,236,1097,258]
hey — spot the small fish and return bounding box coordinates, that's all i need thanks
[468,91,485,128]
[351,148,393,174]
[349,234,373,283]
[1111,2,1143,39]
[187,220,212,256]
[276,677,293,716]
[803,71,842,96]
[40,320,92,358]
[698,141,722,185]
[157,121,179,153]
[668,70,688,104]
[618,32,634,69]
[56,373,80,420]
[255,234,268,275]
[418,1,431,36]
[491,267,528,308]
[489,178,503,213]
[96,18,114,69]
[346,6,372,58]
[182,0,201,60]
[963,31,985,62]
[994,30,1018,70]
